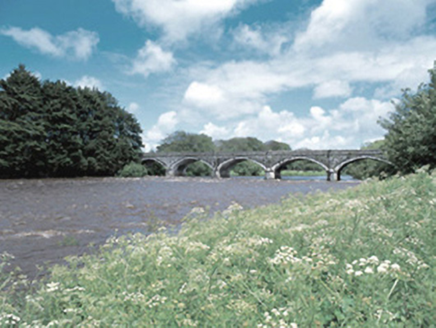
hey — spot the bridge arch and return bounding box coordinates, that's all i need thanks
[216,157,266,178]
[334,156,393,181]
[169,157,214,177]
[142,158,168,175]
[271,157,329,179]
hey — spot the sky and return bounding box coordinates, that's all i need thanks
[1,0,436,151]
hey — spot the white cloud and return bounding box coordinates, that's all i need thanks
[313,80,352,99]
[200,122,229,139]
[127,102,140,113]
[232,24,288,56]
[293,0,430,53]
[74,76,104,90]
[143,111,178,150]
[198,97,394,149]
[184,82,225,107]
[0,27,99,60]
[112,0,262,43]
[131,40,176,77]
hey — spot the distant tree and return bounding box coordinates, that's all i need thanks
[0,65,143,178]
[157,131,215,153]
[216,137,266,176]
[157,131,215,176]
[264,140,291,151]
[379,65,436,174]
[217,137,266,152]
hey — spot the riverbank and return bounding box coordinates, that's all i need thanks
[0,177,358,280]
[1,173,434,327]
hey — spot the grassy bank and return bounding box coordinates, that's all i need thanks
[1,172,435,327]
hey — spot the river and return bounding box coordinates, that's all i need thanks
[0,176,359,279]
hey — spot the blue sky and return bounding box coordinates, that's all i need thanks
[2,0,436,150]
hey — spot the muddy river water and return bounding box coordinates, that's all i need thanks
[0,177,359,279]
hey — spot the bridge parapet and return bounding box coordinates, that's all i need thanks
[141,149,391,181]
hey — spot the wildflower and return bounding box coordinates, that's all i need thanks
[391,263,401,271]
[364,266,374,274]
[377,263,389,273]
[46,282,60,292]
[355,271,363,276]
[368,256,379,264]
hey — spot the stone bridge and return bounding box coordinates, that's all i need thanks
[142,149,392,181]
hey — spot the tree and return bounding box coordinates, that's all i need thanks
[379,65,436,174]
[216,137,266,176]
[0,65,143,178]
[157,131,215,153]
[264,140,291,151]
[342,140,392,179]
[157,131,215,176]
[0,65,46,177]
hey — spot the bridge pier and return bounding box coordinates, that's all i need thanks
[326,170,339,181]
[264,169,276,180]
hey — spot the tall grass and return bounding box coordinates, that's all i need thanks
[1,171,435,327]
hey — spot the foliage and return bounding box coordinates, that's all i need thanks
[0,65,143,178]
[157,131,215,153]
[264,140,291,151]
[217,137,266,176]
[1,172,435,327]
[117,162,148,178]
[379,65,436,174]
[342,140,393,180]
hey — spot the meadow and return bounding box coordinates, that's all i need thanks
[1,170,435,327]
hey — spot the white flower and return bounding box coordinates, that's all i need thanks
[391,263,401,271]
[368,256,379,264]
[364,266,374,274]
[355,271,363,276]
[377,263,389,273]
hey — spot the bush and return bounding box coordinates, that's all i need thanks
[117,162,148,177]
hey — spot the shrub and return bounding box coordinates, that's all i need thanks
[117,162,148,177]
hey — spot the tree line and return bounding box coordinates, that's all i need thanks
[0,65,143,178]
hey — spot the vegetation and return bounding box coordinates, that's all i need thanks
[342,140,392,180]
[0,65,143,178]
[1,171,435,327]
[117,162,148,178]
[380,65,436,174]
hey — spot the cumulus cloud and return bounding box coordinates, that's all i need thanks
[131,40,176,77]
[227,97,393,149]
[0,27,99,60]
[200,122,229,140]
[74,76,104,90]
[293,0,430,53]
[112,0,262,43]
[143,111,178,151]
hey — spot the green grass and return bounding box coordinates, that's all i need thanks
[1,172,435,327]
[280,170,325,177]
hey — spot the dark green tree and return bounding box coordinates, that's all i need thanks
[0,65,143,178]
[379,65,436,174]
[0,65,46,178]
